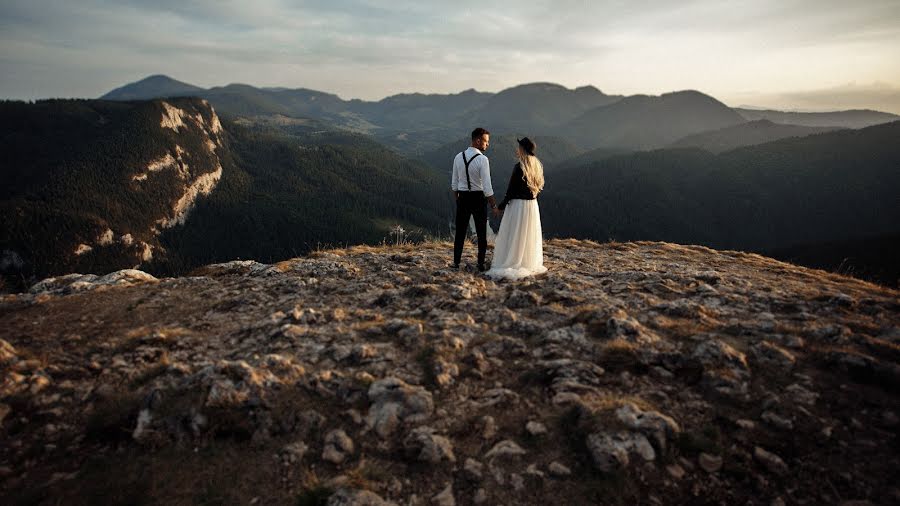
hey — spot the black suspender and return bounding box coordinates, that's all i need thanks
[461,151,481,191]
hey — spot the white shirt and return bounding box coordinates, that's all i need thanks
[450,146,494,197]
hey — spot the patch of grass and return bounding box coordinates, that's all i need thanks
[129,352,172,388]
[597,339,641,373]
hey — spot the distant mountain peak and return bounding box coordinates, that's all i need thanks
[101,74,204,101]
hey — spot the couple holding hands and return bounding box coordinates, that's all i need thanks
[451,127,547,280]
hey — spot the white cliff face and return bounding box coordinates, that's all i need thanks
[156,162,223,229]
[160,102,186,132]
[147,102,225,231]
[97,229,115,246]
[132,153,177,181]
[139,241,153,262]
[70,100,226,267]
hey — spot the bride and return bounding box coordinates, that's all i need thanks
[486,137,548,280]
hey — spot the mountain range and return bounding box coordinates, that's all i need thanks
[101,75,900,153]
[1,75,898,288]
[0,98,447,286]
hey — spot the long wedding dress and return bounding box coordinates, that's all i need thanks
[486,164,547,280]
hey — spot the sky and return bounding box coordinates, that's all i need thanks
[2,0,899,113]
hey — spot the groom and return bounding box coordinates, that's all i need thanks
[451,127,500,271]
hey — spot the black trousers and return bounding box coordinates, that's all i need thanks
[454,191,487,266]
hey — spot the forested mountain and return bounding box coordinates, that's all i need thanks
[462,83,621,134]
[669,119,844,153]
[734,107,899,128]
[156,123,447,275]
[0,97,227,280]
[560,90,746,150]
[540,121,900,284]
[349,88,493,131]
[0,98,447,287]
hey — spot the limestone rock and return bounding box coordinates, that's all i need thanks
[698,453,723,473]
[366,377,434,438]
[586,431,655,472]
[754,446,788,475]
[614,402,680,450]
[322,429,355,464]
[432,483,455,506]
[485,440,527,461]
[403,426,456,464]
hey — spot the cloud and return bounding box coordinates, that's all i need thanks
[728,82,900,114]
[0,0,898,108]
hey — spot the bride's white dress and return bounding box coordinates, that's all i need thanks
[486,198,547,280]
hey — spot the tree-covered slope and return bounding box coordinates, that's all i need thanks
[540,121,900,275]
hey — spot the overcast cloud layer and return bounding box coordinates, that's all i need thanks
[2,0,899,112]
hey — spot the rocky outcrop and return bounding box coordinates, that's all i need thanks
[0,239,898,505]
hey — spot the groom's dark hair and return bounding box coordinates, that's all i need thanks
[471,127,490,141]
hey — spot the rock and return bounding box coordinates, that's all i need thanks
[0,339,17,364]
[485,440,527,460]
[403,426,456,464]
[524,463,544,478]
[432,483,455,506]
[548,461,572,477]
[666,464,686,479]
[614,402,680,450]
[750,341,796,369]
[506,290,541,308]
[539,359,605,398]
[785,383,818,405]
[510,473,525,491]
[326,487,396,506]
[754,446,788,475]
[698,453,723,473]
[30,269,158,295]
[525,420,548,437]
[473,488,488,504]
[279,441,308,464]
[586,431,655,472]
[464,458,484,480]
[322,429,355,464]
[761,411,794,430]
[366,377,434,438]
[481,415,497,440]
[605,309,660,344]
[692,339,749,371]
[132,408,153,441]
[471,388,519,408]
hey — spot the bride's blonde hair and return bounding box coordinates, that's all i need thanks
[517,146,544,196]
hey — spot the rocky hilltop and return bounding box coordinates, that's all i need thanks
[1,240,898,505]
